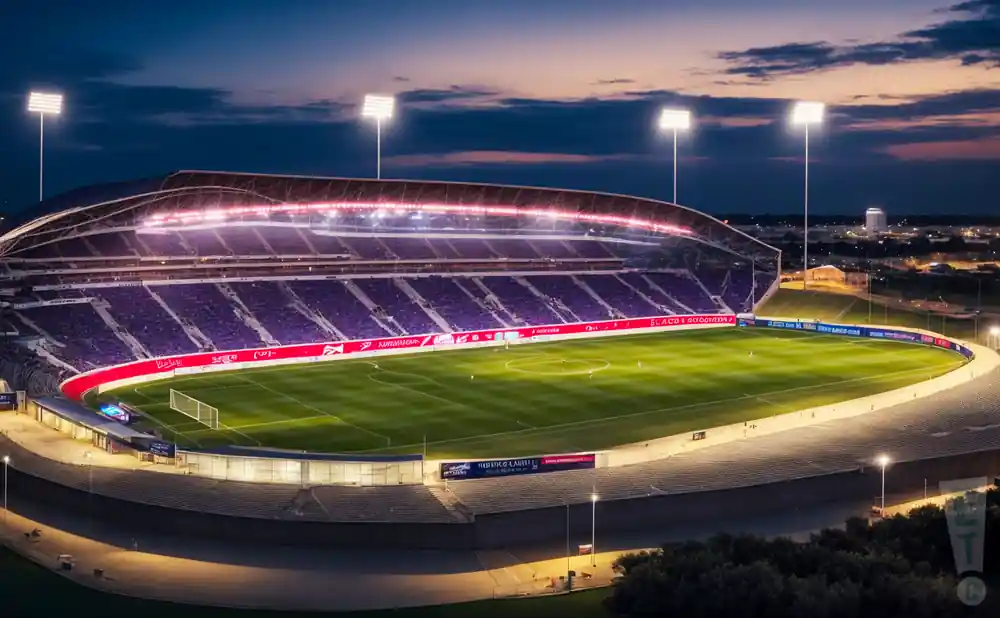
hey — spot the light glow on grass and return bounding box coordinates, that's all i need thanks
[111,328,962,459]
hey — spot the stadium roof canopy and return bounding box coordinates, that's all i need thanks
[0,171,778,260]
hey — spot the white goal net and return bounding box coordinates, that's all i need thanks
[169,389,219,430]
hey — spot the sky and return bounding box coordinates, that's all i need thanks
[0,0,998,217]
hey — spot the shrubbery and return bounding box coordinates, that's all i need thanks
[605,488,1000,617]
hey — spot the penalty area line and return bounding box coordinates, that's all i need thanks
[235,375,392,445]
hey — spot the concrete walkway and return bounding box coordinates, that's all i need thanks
[0,490,887,613]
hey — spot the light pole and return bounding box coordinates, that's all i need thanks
[27,92,64,202]
[2,455,9,523]
[791,101,825,290]
[361,94,395,180]
[990,326,999,349]
[590,493,598,567]
[877,454,890,514]
[658,108,691,204]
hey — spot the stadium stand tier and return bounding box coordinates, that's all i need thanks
[0,171,779,384]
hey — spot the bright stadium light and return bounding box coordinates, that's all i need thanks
[141,202,694,237]
[361,94,395,180]
[658,108,692,204]
[876,454,890,514]
[790,101,824,290]
[27,92,64,202]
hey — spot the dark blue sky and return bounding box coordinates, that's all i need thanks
[1,0,998,216]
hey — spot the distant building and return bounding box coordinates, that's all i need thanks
[865,208,887,236]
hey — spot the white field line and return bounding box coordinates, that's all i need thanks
[366,372,471,409]
[186,414,332,434]
[359,361,964,453]
[236,374,391,443]
[217,421,263,446]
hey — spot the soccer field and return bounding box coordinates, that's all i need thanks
[109,328,965,459]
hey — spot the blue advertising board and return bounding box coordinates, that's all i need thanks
[441,453,596,481]
[739,319,973,359]
[148,441,176,458]
[0,392,17,406]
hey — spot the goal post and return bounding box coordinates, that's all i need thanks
[169,389,219,430]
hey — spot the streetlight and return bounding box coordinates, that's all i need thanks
[990,326,999,349]
[790,101,825,290]
[2,455,10,523]
[876,454,890,514]
[361,94,395,180]
[27,92,64,202]
[658,108,692,204]
[590,493,599,567]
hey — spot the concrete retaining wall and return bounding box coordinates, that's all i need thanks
[3,445,1000,550]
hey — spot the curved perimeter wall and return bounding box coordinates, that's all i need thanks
[5,441,1000,551]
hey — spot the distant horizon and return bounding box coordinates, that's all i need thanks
[2,1,998,217]
[4,169,995,224]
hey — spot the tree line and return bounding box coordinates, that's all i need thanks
[605,488,1000,617]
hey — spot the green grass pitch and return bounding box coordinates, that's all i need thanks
[108,327,964,459]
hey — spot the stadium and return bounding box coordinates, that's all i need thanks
[0,171,997,559]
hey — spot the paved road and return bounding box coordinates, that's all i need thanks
[1,491,881,612]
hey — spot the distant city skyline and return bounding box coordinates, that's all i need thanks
[1,0,998,216]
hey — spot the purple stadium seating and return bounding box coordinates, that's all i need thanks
[230,282,327,345]
[155,284,262,351]
[98,287,197,357]
[353,278,438,335]
[290,280,389,340]
[407,278,504,331]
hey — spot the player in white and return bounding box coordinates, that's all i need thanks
[748,351,753,358]
[638,360,642,368]
[470,375,475,380]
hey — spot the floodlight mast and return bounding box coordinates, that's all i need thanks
[658,108,692,204]
[27,92,64,202]
[791,101,824,290]
[361,94,395,180]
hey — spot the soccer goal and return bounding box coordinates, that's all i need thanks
[169,389,219,430]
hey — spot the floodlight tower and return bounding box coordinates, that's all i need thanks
[791,101,824,290]
[361,94,395,180]
[876,454,891,514]
[658,108,692,204]
[27,92,64,202]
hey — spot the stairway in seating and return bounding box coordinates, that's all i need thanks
[341,280,404,336]
[454,278,509,328]
[426,486,475,523]
[469,278,517,325]
[514,277,574,323]
[614,274,674,314]
[20,338,79,374]
[687,271,732,313]
[91,298,150,359]
[394,278,453,333]
[571,275,625,319]
[147,286,213,349]
[216,283,279,346]
[641,274,693,313]
[278,282,347,340]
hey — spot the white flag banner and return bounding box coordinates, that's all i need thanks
[939,477,989,575]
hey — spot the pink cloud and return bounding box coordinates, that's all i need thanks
[383,150,637,167]
[884,137,1000,161]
